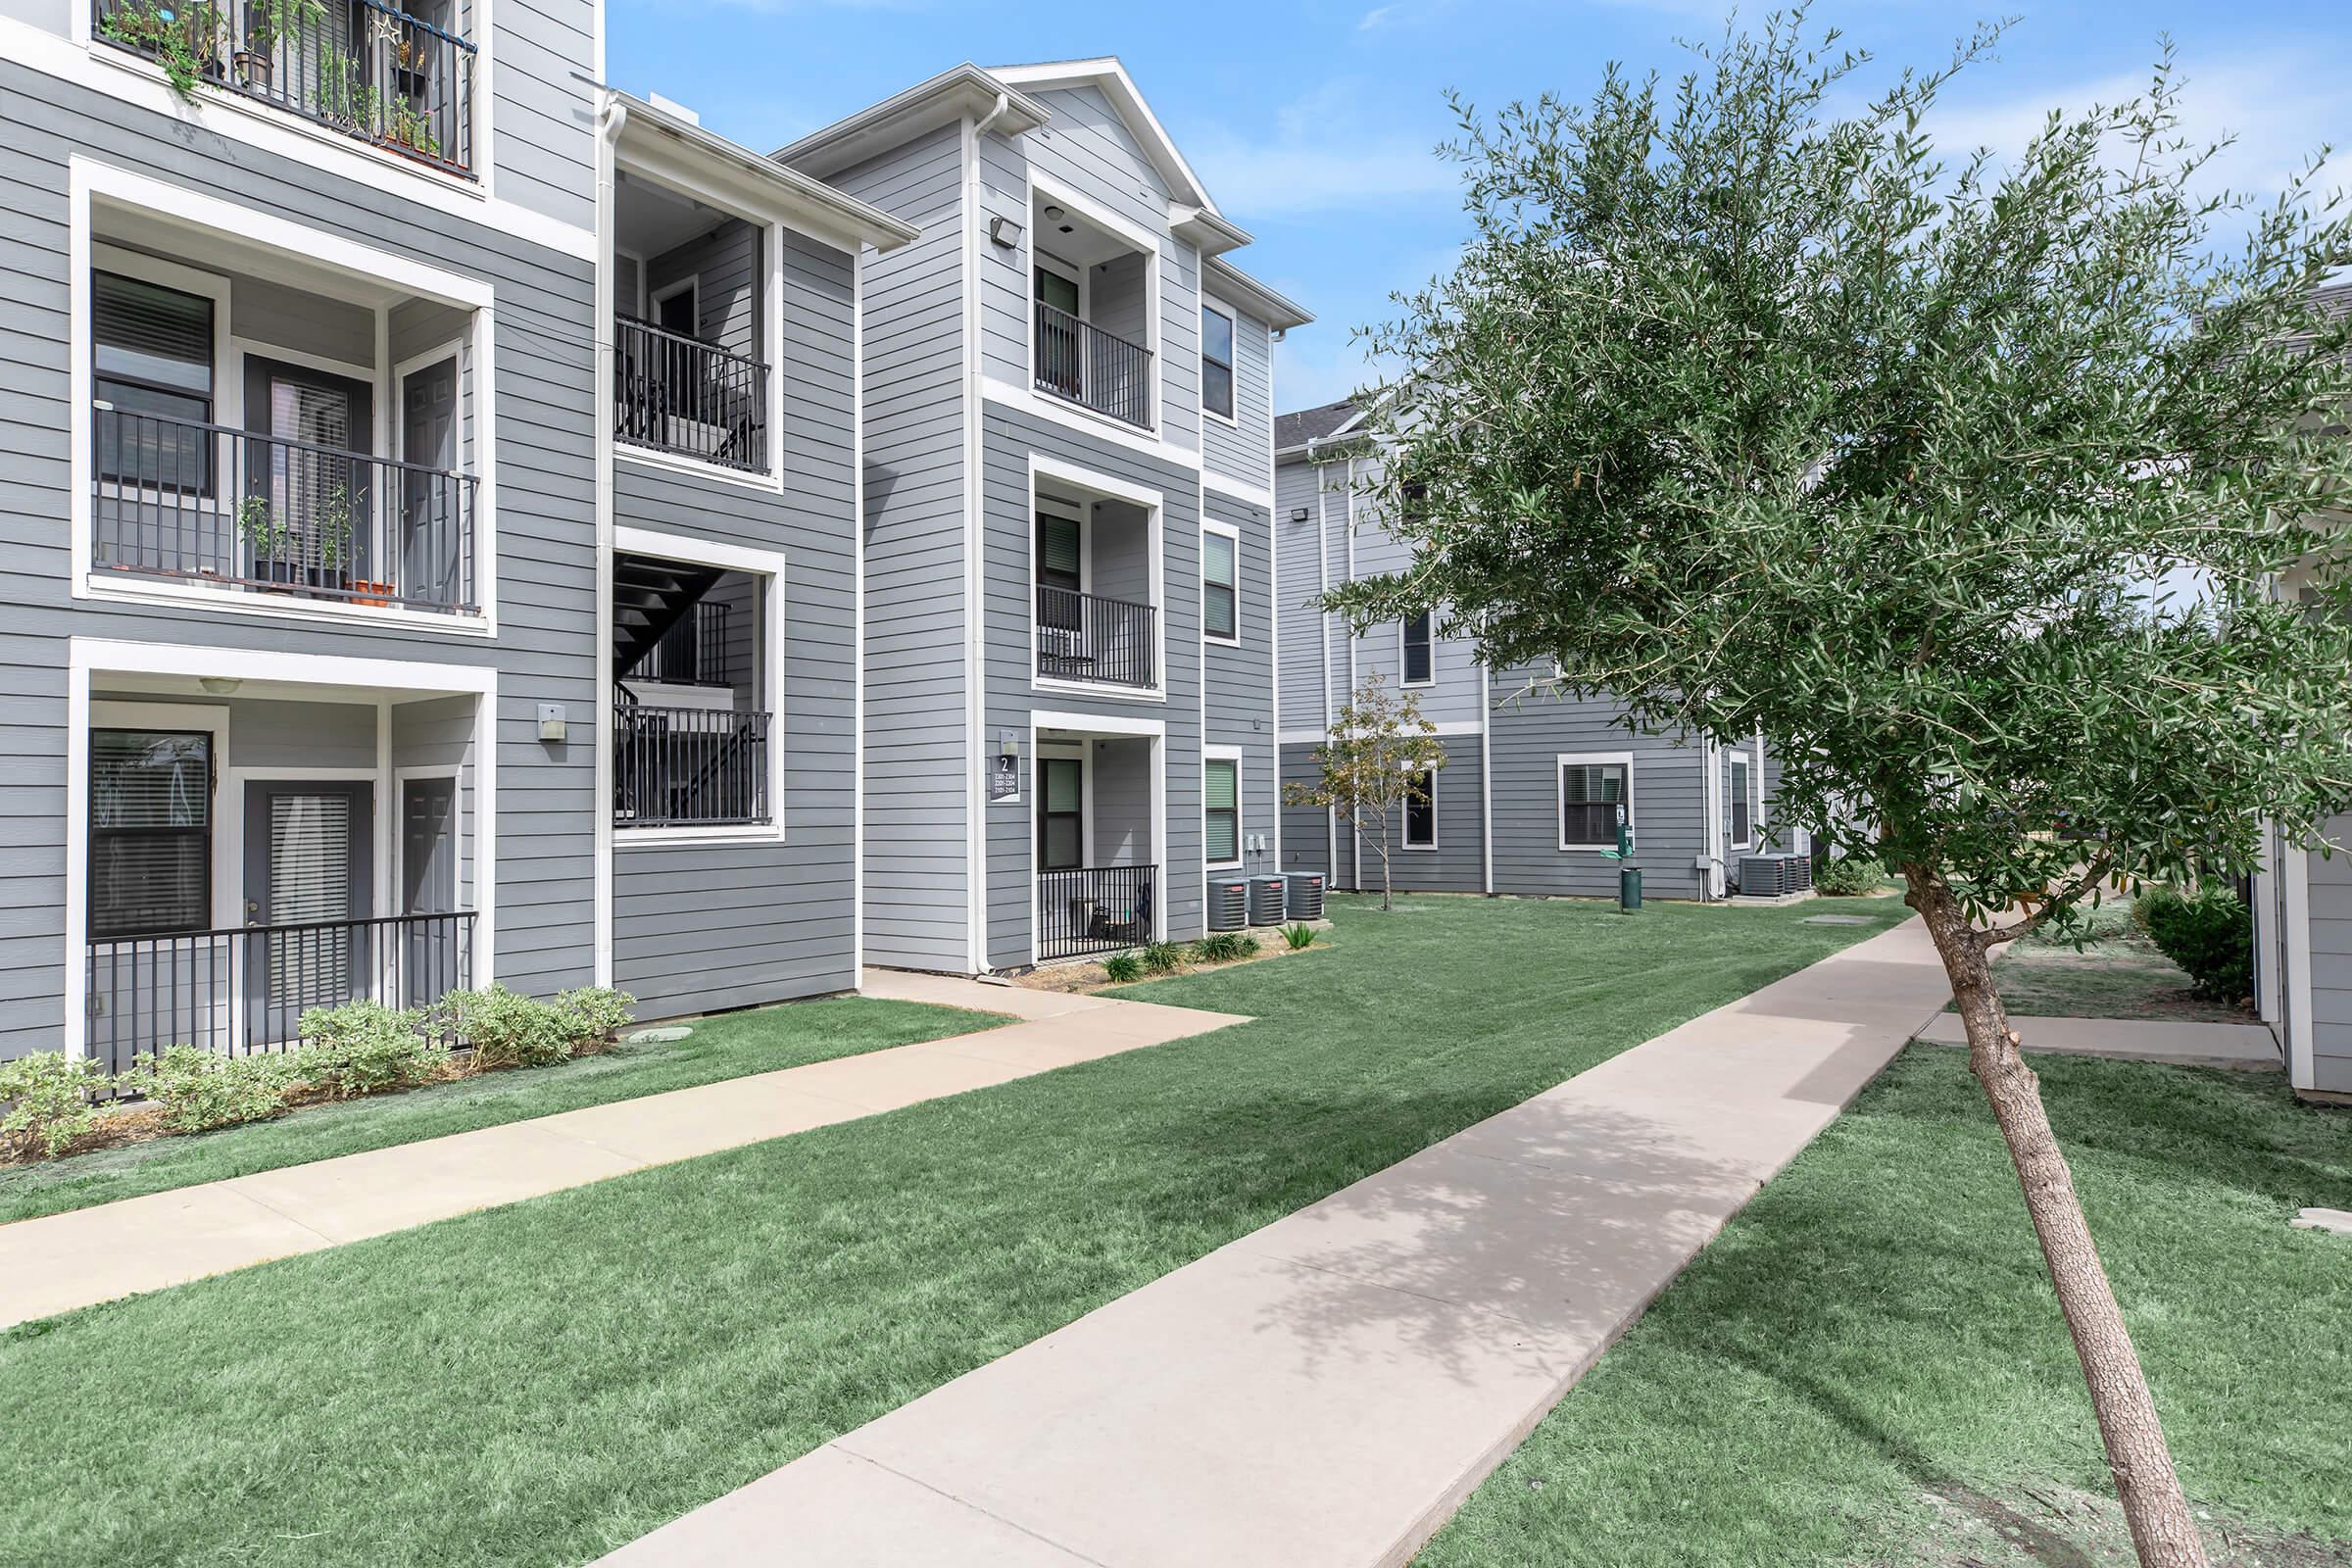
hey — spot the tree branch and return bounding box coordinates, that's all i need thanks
[1979,850,2118,951]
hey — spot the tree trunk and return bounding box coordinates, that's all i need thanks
[1378,827,1394,912]
[1905,869,2211,1568]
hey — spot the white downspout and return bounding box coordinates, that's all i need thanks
[960,94,1009,973]
[591,94,623,986]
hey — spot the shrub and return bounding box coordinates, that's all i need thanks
[130,1046,295,1134]
[556,986,635,1050]
[0,1052,115,1159]
[1140,941,1185,974]
[437,984,576,1071]
[1101,952,1144,984]
[292,1001,445,1101]
[1191,933,1253,964]
[2139,883,2253,1001]
[1813,856,1887,897]
[1282,922,1317,951]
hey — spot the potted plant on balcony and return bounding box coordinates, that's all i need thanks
[98,0,226,99]
[230,0,323,91]
[235,496,297,591]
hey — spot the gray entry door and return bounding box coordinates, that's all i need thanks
[243,780,373,1041]
[400,775,462,1005]
[400,356,459,605]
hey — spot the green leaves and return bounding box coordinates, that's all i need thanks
[1341,12,2352,922]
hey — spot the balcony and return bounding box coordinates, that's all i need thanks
[92,404,477,613]
[612,317,770,474]
[1037,864,1156,960]
[612,704,772,829]
[1034,301,1153,430]
[85,911,475,1074]
[1036,584,1156,690]
[92,0,475,177]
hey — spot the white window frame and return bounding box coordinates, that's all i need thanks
[1021,171,1163,439]
[1027,709,1168,965]
[1200,297,1239,427]
[1200,517,1242,648]
[1202,744,1245,870]
[1729,749,1755,852]
[1033,739,1094,867]
[1027,453,1166,704]
[1556,750,1635,853]
[68,160,500,637]
[1402,764,1439,851]
[610,524,790,848]
[1399,611,1435,688]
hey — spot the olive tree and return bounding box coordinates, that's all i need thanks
[1333,16,2352,1566]
[1286,672,1450,911]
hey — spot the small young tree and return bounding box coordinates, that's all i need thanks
[1286,672,1450,911]
[1336,18,2352,1567]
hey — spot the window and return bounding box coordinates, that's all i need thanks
[1202,525,1239,643]
[1730,752,1754,849]
[89,728,213,938]
[1200,304,1235,420]
[93,270,215,493]
[1039,757,1084,870]
[1401,611,1434,685]
[1204,756,1240,865]
[1404,767,1437,849]
[1037,510,1083,593]
[653,277,699,338]
[1559,758,1630,850]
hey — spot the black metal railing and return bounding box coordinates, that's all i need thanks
[613,704,771,828]
[84,910,475,1074]
[629,601,732,687]
[1038,864,1156,960]
[93,0,474,176]
[1034,300,1152,429]
[1037,584,1156,689]
[613,317,770,472]
[92,403,477,613]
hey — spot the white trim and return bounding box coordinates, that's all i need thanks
[1202,744,1244,871]
[220,764,386,941]
[981,380,1200,468]
[987,59,1219,217]
[1199,295,1240,427]
[1202,471,1274,510]
[608,526,791,849]
[1556,750,1635,852]
[962,111,990,974]
[235,336,376,386]
[593,100,618,988]
[1728,747,1757,853]
[1026,454,1167,704]
[851,243,867,975]
[67,640,496,1059]
[1398,610,1435,688]
[11,13,596,262]
[1700,736,1727,900]
[2283,839,2317,1090]
[1021,170,1163,441]
[1026,712,1169,966]
[391,761,465,915]
[1401,763,1439,852]
[1478,663,1494,894]
[1200,516,1242,648]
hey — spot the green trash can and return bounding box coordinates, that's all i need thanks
[1619,866,1642,911]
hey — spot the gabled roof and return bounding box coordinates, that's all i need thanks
[613,92,918,254]
[1276,398,1367,458]
[1204,256,1314,332]
[772,64,1051,180]
[985,58,1221,217]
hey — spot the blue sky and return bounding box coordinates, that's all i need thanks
[607,1,2352,414]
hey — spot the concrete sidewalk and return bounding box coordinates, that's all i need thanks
[1913,1010,2280,1070]
[0,972,1247,1330]
[598,918,1954,1568]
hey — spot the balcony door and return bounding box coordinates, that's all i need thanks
[400,774,461,1006]
[1034,263,1082,399]
[244,358,373,594]
[243,780,373,1042]
[400,355,460,606]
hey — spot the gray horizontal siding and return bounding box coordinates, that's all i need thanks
[611,226,860,1013]
[2302,834,2352,1092]
[1201,304,1271,487]
[0,57,597,1059]
[489,0,596,231]
[1329,733,1483,895]
[1275,455,1327,734]
[980,404,1203,968]
[832,122,972,972]
[1202,491,1276,882]
[1489,683,1708,902]
[1280,741,1330,879]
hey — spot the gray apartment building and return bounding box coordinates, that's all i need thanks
[778,61,1310,973]
[0,19,1302,1067]
[1276,399,1801,902]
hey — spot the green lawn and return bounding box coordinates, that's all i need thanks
[1419,1048,2352,1567]
[0,996,1005,1224]
[0,893,1907,1568]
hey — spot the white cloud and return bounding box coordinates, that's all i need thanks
[1190,78,1457,217]
[1921,52,2348,201]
